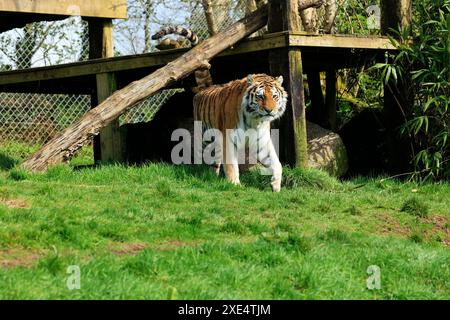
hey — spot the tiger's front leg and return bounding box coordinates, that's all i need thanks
[223,134,241,186]
[258,139,283,192]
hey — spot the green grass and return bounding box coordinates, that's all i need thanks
[0,143,449,299]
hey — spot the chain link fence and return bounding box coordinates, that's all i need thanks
[0,0,248,164]
[0,0,380,165]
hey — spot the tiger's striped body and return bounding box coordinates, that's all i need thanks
[194,74,288,192]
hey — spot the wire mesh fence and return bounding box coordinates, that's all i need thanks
[0,0,382,164]
[0,0,249,163]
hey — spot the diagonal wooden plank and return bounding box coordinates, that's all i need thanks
[21,4,269,172]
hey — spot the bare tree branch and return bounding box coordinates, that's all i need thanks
[202,0,219,35]
[299,0,325,11]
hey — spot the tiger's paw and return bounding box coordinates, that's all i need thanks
[271,180,281,193]
[271,185,281,193]
[230,178,241,186]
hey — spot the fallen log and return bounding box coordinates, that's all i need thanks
[22,5,268,172]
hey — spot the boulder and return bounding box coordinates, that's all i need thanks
[306,121,348,177]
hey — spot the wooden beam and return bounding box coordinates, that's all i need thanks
[0,33,287,87]
[0,0,127,19]
[268,0,308,168]
[0,33,395,88]
[289,33,397,50]
[21,4,269,172]
[0,12,67,33]
[89,18,125,163]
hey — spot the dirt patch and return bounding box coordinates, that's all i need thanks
[377,213,411,237]
[111,243,147,256]
[0,247,42,268]
[110,240,199,255]
[0,198,29,209]
[421,215,450,248]
[377,213,450,247]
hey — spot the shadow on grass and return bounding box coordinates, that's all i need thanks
[70,160,342,192]
[72,163,99,171]
[0,152,17,171]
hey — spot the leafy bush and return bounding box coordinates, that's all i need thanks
[401,197,429,218]
[372,0,449,180]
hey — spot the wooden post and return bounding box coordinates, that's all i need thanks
[325,69,337,131]
[268,0,308,168]
[88,18,125,163]
[380,0,412,172]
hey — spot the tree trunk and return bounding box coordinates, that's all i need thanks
[380,0,413,173]
[246,0,258,13]
[202,0,219,35]
[380,0,412,33]
[323,0,337,34]
[21,5,269,172]
[298,0,324,11]
[300,7,319,33]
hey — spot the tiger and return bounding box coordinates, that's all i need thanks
[152,26,213,92]
[153,27,288,192]
[193,74,288,192]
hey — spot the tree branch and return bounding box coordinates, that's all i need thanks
[299,0,324,11]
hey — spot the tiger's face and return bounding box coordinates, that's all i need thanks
[243,74,288,122]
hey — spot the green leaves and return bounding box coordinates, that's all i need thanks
[390,0,450,180]
[368,62,400,86]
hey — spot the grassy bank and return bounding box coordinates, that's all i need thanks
[0,143,449,299]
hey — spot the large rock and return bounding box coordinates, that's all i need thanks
[306,121,348,177]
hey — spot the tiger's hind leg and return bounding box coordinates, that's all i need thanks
[202,128,222,176]
[207,142,222,176]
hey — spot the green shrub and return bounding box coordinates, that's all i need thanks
[8,168,29,181]
[401,197,429,218]
[373,0,450,180]
[241,167,340,191]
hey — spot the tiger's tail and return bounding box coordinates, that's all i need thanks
[152,26,213,92]
[151,26,199,47]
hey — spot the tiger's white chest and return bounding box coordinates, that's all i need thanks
[226,112,273,152]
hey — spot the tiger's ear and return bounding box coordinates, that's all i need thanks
[247,74,254,86]
[276,76,284,85]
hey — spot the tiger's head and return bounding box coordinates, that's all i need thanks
[243,74,288,122]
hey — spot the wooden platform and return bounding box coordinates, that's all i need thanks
[0,32,396,95]
[0,0,127,32]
